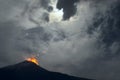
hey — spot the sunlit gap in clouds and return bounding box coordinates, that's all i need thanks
[49,0,63,23]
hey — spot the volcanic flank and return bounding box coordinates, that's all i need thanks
[0,58,93,80]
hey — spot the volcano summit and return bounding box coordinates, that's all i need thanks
[0,60,93,80]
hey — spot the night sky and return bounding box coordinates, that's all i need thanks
[0,0,120,80]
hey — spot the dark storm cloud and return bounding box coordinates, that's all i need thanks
[80,0,120,79]
[57,0,80,20]
[87,1,120,55]
[0,0,120,80]
[41,0,120,80]
[100,2,120,47]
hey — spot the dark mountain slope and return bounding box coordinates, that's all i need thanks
[0,61,93,80]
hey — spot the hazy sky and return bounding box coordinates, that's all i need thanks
[0,0,120,80]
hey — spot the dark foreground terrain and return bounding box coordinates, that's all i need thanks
[0,61,93,80]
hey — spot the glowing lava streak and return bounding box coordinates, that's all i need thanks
[26,57,39,65]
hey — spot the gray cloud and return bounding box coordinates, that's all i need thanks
[0,0,120,80]
[21,0,51,24]
[0,21,24,66]
[87,0,120,56]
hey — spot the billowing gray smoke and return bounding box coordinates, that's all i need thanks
[0,0,120,80]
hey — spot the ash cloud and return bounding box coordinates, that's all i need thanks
[0,0,66,66]
[87,0,120,57]
[57,0,80,20]
[0,21,24,66]
[21,0,51,24]
[0,21,67,67]
[15,26,67,55]
[78,0,120,80]
[0,0,120,80]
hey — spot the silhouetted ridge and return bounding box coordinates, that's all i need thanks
[0,61,93,80]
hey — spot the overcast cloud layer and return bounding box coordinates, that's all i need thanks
[0,0,120,80]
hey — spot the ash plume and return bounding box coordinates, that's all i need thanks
[0,0,120,80]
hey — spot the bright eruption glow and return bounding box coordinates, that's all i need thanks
[26,57,39,65]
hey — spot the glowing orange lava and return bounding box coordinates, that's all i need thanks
[26,57,39,65]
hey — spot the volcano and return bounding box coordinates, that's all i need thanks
[0,61,93,80]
